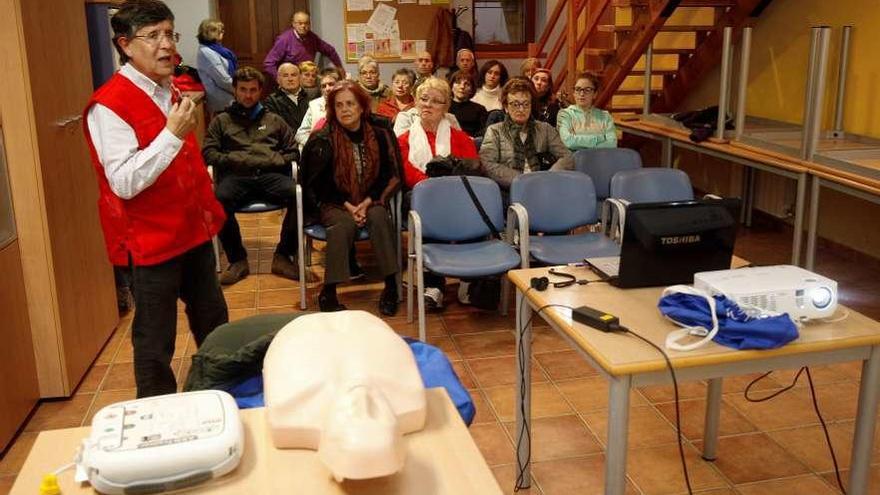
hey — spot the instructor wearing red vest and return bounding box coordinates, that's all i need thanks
[83,0,228,397]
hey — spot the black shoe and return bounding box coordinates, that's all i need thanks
[220,260,250,285]
[350,261,366,281]
[379,287,399,316]
[318,292,347,312]
[271,253,300,281]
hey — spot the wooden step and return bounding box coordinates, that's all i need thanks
[600,24,716,32]
[613,0,733,6]
[614,88,663,95]
[586,47,694,57]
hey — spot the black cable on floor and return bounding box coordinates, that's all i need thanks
[617,325,693,495]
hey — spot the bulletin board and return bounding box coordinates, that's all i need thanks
[343,0,447,63]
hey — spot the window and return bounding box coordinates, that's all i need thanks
[473,0,536,52]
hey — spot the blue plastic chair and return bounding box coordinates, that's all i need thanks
[407,177,521,341]
[509,171,620,267]
[607,167,695,241]
[572,148,642,214]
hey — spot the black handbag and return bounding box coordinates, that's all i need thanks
[459,176,503,311]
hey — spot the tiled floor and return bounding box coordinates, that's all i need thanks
[2,210,880,495]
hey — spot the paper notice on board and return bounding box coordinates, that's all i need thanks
[415,40,427,53]
[401,40,416,58]
[398,0,416,3]
[347,0,373,11]
[367,3,397,34]
[418,0,431,5]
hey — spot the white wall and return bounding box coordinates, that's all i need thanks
[167,0,217,66]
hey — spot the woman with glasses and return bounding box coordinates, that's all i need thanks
[301,81,401,315]
[377,68,416,123]
[398,77,479,310]
[530,68,560,127]
[471,60,509,112]
[356,56,391,112]
[196,19,237,114]
[556,72,617,150]
[448,70,488,137]
[480,78,572,192]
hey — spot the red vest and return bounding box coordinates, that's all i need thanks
[83,73,226,266]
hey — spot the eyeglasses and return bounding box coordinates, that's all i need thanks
[573,86,596,95]
[418,95,447,106]
[131,30,180,45]
[507,101,531,110]
[360,70,379,76]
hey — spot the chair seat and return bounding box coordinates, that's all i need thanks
[238,202,283,214]
[529,232,620,266]
[304,224,371,241]
[423,240,521,278]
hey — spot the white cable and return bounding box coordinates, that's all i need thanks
[818,307,850,323]
[663,285,720,352]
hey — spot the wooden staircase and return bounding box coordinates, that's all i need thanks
[528,0,774,115]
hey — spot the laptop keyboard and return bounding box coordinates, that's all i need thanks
[585,256,620,278]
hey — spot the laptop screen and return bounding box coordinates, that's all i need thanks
[616,198,741,288]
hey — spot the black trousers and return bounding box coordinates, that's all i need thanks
[320,205,398,285]
[130,241,228,397]
[215,173,297,263]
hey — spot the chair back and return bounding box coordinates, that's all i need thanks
[510,171,598,233]
[610,168,694,204]
[412,176,504,241]
[573,148,642,199]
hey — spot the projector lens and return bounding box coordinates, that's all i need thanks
[810,287,833,309]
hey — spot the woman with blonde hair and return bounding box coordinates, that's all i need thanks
[298,60,320,100]
[196,19,237,113]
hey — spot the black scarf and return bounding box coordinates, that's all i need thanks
[502,115,537,169]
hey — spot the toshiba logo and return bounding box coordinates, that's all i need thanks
[660,235,701,245]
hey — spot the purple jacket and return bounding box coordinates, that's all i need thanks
[263,29,343,78]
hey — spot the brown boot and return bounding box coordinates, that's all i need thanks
[271,253,300,281]
[220,260,250,285]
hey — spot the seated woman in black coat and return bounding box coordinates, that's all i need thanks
[302,81,402,315]
[448,70,488,137]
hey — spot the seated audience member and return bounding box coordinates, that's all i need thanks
[295,68,341,147]
[472,60,508,112]
[263,62,309,132]
[357,56,391,112]
[480,78,572,191]
[556,72,617,150]
[531,68,560,127]
[377,68,416,123]
[196,19,236,114]
[399,77,479,189]
[412,51,435,94]
[448,70,488,137]
[450,48,477,85]
[301,81,401,315]
[398,77,480,311]
[393,105,461,137]
[520,57,540,79]
[299,60,320,100]
[263,10,343,79]
[202,67,301,285]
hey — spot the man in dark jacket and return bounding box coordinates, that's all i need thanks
[263,62,309,132]
[203,66,300,285]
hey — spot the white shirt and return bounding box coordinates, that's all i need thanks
[295,96,327,148]
[86,63,184,200]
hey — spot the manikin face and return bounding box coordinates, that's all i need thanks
[415,52,434,76]
[391,74,412,98]
[359,64,379,90]
[505,92,532,125]
[300,68,317,87]
[531,72,551,96]
[334,89,364,130]
[457,51,475,71]
[484,64,503,89]
[119,20,177,83]
[277,64,301,93]
[234,79,262,108]
[292,13,310,37]
[417,88,448,128]
[320,75,339,98]
[451,78,473,102]
[573,77,597,109]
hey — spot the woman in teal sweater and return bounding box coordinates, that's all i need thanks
[556,72,617,150]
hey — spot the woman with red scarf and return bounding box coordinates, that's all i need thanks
[302,81,402,314]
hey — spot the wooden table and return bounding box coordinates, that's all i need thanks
[10,388,501,495]
[508,266,880,495]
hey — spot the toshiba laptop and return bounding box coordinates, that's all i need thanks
[585,198,741,288]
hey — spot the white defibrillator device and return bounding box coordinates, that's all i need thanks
[76,390,244,494]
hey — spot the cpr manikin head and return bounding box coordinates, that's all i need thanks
[263,311,426,482]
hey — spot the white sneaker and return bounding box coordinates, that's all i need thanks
[424,287,444,311]
[457,281,471,305]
